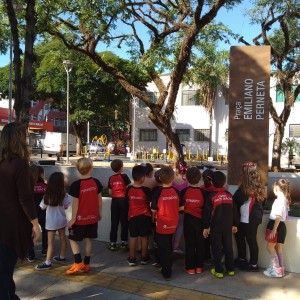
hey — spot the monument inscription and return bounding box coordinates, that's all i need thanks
[228,46,270,185]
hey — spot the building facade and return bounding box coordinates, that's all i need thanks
[132,74,300,166]
[0,97,67,145]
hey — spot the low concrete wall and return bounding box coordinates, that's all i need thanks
[43,165,300,199]
[43,164,133,189]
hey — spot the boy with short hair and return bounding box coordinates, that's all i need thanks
[66,157,103,274]
[126,165,152,266]
[203,171,238,279]
[108,159,131,251]
[151,166,184,281]
[182,167,206,275]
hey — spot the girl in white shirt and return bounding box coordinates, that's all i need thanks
[35,172,71,270]
[263,179,290,278]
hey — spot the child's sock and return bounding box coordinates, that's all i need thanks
[45,259,51,265]
[74,253,82,263]
[270,253,279,268]
[277,253,284,267]
[84,256,91,265]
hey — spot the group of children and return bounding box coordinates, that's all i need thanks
[29,158,290,280]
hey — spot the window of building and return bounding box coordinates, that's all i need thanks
[276,86,300,102]
[139,91,159,107]
[194,129,210,141]
[176,129,190,141]
[289,124,300,138]
[139,129,157,141]
[182,90,200,106]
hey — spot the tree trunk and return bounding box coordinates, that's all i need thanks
[271,122,285,171]
[148,111,184,164]
[72,122,85,156]
[5,0,36,124]
[19,0,36,123]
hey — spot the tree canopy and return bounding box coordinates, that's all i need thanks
[33,38,149,151]
[36,0,240,162]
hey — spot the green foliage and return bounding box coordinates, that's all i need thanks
[282,138,300,156]
[0,65,10,95]
[32,38,148,140]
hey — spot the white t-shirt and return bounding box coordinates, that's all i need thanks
[40,194,71,230]
[270,192,288,222]
[240,197,252,223]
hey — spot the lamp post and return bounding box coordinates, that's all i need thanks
[131,95,137,161]
[63,60,73,164]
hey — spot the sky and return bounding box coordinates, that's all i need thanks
[0,2,259,68]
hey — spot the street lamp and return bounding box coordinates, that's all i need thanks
[131,95,137,161]
[63,60,73,164]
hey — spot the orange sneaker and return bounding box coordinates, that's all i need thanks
[84,264,90,273]
[66,262,84,275]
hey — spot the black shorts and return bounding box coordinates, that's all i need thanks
[68,223,98,241]
[129,215,151,238]
[266,220,287,244]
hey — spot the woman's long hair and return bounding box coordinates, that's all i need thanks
[0,122,30,162]
[240,162,265,202]
[44,172,66,207]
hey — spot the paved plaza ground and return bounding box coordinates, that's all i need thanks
[15,238,300,300]
[23,153,300,300]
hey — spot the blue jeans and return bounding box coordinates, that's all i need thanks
[0,241,19,300]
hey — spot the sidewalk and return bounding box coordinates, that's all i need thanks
[15,239,300,300]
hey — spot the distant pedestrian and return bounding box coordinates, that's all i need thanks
[0,122,41,299]
[66,158,103,274]
[27,165,48,262]
[126,165,152,266]
[233,162,265,272]
[263,179,290,278]
[151,166,184,281]
[107,159,131,251]
[203,171,238,279]
[35,172,71,270]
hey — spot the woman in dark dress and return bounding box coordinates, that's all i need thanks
[0,122,41,299]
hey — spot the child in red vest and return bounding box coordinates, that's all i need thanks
[151,166,184,281]
[126,165,152,266]
[66,158,103,274]
[27,165,47,262]
[108,159,131,251]
[182,167,205,275]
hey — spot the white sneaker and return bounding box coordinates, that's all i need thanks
[263,267,283,278]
